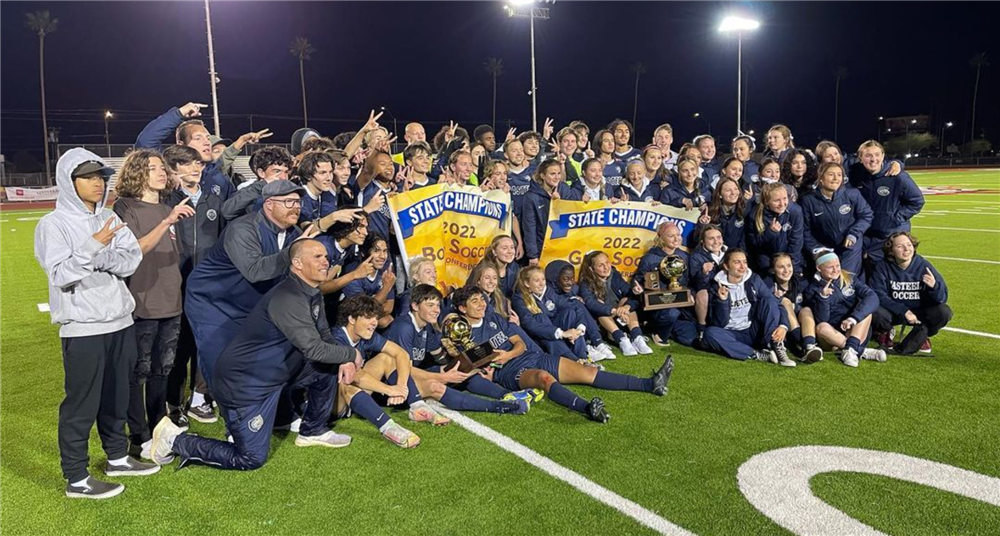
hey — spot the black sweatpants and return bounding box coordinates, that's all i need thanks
[59,325,136,482]
[873,303,952,354]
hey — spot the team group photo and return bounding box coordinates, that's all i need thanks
[1,1,998,535]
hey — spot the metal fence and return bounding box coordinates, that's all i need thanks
[901,156,1000,168]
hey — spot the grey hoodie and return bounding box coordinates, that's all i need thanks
[34,148,142,338]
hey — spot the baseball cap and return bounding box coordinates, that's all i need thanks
[209,135,232,147]
[262,179,305,200]
[71,161,116,179]
[291,127,321,155]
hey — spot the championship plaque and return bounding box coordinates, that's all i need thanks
[440,314,497,372]
[643,255,694,310]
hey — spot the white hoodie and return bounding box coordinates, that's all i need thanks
[714,268,754,331]
[34,148,142,337]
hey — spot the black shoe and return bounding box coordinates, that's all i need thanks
[651,355,675,396]
[586,397,610,423]
[168,408,190,429]
[65,477,125,500]
[186,402,218,424]
[105,456,161,477]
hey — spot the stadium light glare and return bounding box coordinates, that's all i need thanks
[946,122,954,128]
[911,119,917,124]
[906,153,913,158]
[509,0,536,5]
[718,16,760,33]
[878,116,884,120]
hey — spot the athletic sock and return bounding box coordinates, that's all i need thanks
[386,372,424,405]
[440,388,498,412]
[71,476,90,487]
[611,329,625,343]
[108,456,129,466]
[803,335,817,347]
[592,370,653,392]
[349,393,391,430]
[466,374,509,399]
[629,327,643,340]
[845,336,862,354]
[789,327,802,343]
[547,382,588,414]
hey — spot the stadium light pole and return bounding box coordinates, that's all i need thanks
[505,0,551,132]
[103,111,113,156]
[204,0,221,136]
[719,16,760,135]
[939,121,953,157]
[906,118,917,154]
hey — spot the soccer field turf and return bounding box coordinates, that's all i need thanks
[2,169,999,535]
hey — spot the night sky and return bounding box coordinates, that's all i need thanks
[2,1,997,167]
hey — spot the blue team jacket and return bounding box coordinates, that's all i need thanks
[745,204,805,274]
[660,180,711,208]
[804,275,879,325]
[848,161,925,240]
[686,245,726,292]
[614,180,661,203]
[522,181,581,260]
[799,185,874,255]
[511,286,577,343]
[578,267,638,317]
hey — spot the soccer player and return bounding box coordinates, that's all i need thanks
[746,183,805,275]
[694,135,720,184]
[341,233,396,329]
[522,159,582,266]
[578,251,653,356]
[574,158,615,201]
[609,119,641,163]
[699,177,749,251]
[401,141,436,190]
[652,123,679,172]
[615,160,661,203]
[481,235,521,298]
[633,222,698,348]
[763,253,823,364]
[591,129,626,187]
[731,135,761,192]
[660,157,710,214]
[219,146,294,220]
[800,162,874,277]
[687,225,727,338]
[778,149,818,202]
[763,124,795,163]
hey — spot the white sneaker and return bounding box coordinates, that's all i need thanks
[753,349,778,364]
[632,336,654,355]
[587,345,608,362]
[596,343,616,360]
[295,430,352,448]
[619,337,638,357]
[840,348,860,367]
[774,342,796,367]
[861,348,887,362]
[150,416,184,465]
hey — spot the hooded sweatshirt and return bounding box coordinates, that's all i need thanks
[35,148,143,337]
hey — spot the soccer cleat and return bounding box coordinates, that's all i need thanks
[381,421,420,448]
[150,416,184,465]
[753,349,778,364]
[919,339,933,354]
[586,345,608,362]
[596,342,616,360]
[633,336,654,355]
[105,456,160,477]
[65,477,124,500]
[408,404,451,426]
[586,397,610,423]
[651,356,675,396]
[802,344,824,364]
[497,399,529,415]
[581,357,606,370]
[874,330,894,350]
[840,348,860,367]
[651,334,671,347]
[774,342,797,367]
[619,337,639,357]
[861,348,887,363]
[295,430,352,448]
[186,402,218,424]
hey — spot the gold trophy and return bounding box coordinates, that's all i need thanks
[643,255,694,310]
[440,313,497,372]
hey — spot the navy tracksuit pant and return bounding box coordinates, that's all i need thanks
[647,307,698,346]
[702,300,782,360]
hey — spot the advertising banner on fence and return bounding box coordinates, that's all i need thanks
[4,186,60,202]
[539,199,699,280]
[389,184,511,290]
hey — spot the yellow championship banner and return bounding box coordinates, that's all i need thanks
[539,199,699,280]
[389,184,511,290]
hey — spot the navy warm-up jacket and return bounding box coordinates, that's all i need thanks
[848,161,924,241]
[799,185,874,255]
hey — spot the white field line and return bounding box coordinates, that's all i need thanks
[924,255,1000,265]
[37,303,50,312]
[942,327,1000,340]
[912,226,1000,233]
[435,406,697,536]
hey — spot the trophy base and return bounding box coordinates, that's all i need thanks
[644,288,694,310]
[451,343,497,373]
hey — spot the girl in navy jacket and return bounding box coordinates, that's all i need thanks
[731,136,760,195]
[847,141,925,266]
[578,251,652,357]
[545,260,613,360]
[702,249,795,366]
[800,162,874,277]
[746,182,805,275]
[632,222,698,348]
[614,160,661,203]
[573,158,617,201]
[686,225,727,335]
[660,157,710,213]
[699,177,749,250]
[805,252,886,367]
[513,266,601,363]
[869,232,951,355]
[762,253,822,363]
[522,159,582,264]
[481,235,521,299]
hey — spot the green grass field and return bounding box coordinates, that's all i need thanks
[2,169,999,535]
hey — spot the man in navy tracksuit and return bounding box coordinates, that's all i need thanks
[800,177,874,277]
[135,103,235,201]
[848,142,924,270]
[869,232,951,354]
[149,240,361,470]
[184,181,305,391]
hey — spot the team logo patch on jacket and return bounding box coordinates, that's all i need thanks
[489,321,498,330]
[545,300,555,311]
[842,285,855,297]
[839,204,852,215]
[877,186,891,196]
[312,305,320,321]
[735,219,744,228]
[206,209,218,221]
[248,415,264,433]
[782,222,792,232]
[212,185,221,195]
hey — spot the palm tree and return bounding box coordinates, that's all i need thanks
[834,66,848,140]
[289,37,315,126]
[630,62,647,134]
[484,58,504,131]
[25,11,58,184]
[969,52,989,145]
